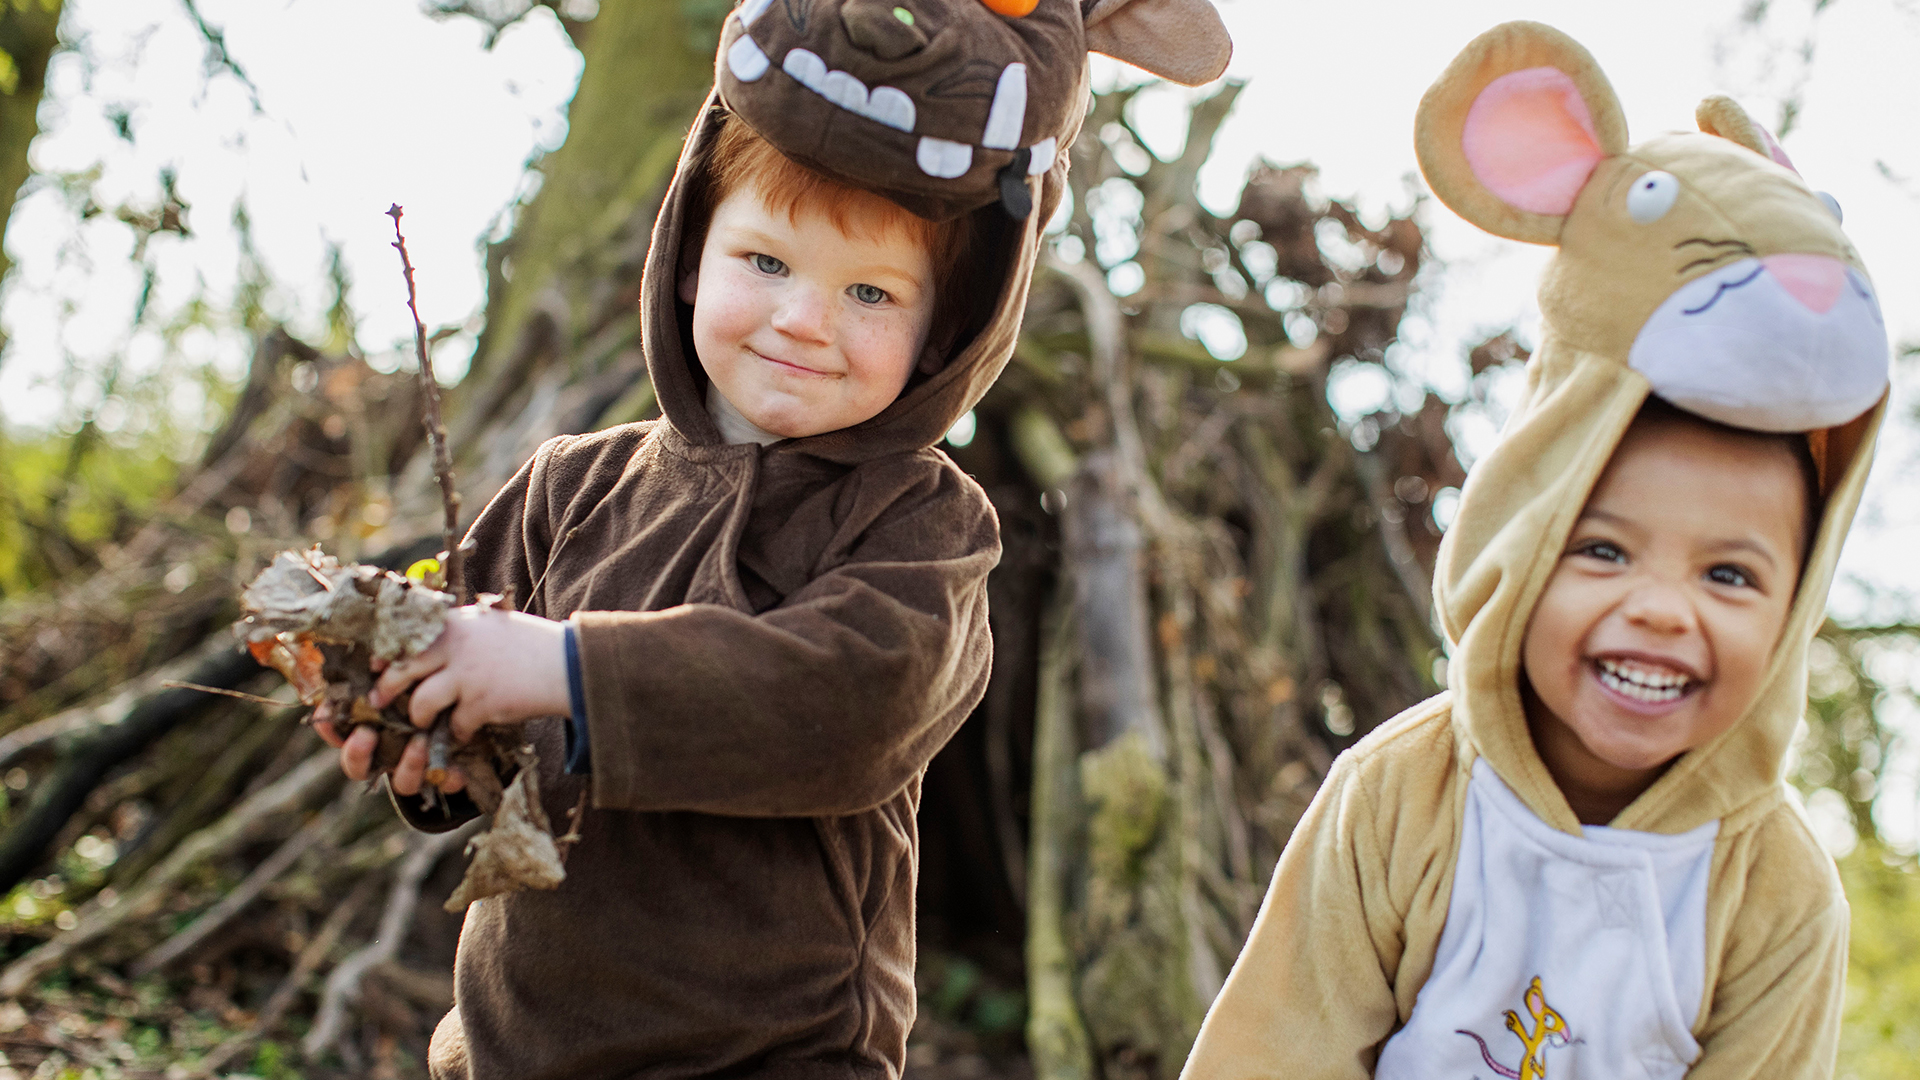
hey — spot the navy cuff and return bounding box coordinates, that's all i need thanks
[562,621,592,775]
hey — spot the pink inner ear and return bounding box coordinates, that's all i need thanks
[1756,124,1798,174]
[1462,66,1606,216]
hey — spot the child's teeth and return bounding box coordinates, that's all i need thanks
[1596,659,1690,702]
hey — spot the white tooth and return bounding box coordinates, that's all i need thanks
[865,86,916,132]
[1027,136,1056,175]
[981,62,1027,150]
[783,48,828,93]
[916,137,973,179]
[736,0,774,27]
[822,70,870,113]
[727,35,770,82]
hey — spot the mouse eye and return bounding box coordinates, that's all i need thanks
[1817,191,1843,223]
[979,0,1038,13]
[1626,171,1680,224]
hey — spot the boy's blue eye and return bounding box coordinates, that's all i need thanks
[1707,564,1754,589]
[851,283,889,305]
[750,253,786,275]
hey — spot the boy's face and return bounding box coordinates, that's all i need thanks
[682,185,936,440]
[1521,417,1806,813]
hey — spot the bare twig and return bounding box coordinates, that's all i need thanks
[159,681,289,708]
[189,873,383,1079]
[0,750,343,998]
[389,204,469,790]
[130,796,345,977]
[302,820,480,1061]
[385,204,467,605]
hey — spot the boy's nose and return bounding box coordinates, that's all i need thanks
[1761,253,1846,314]
[772,289,833,342]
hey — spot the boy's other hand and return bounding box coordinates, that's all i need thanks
[370,605,571,744]
[313,703,470,797]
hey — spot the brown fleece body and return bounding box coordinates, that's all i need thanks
[405,98,1052,1080]
[395,1,1239,1072]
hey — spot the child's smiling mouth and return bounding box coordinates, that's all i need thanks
[1592,656,1700,707]
[752,347,838,379]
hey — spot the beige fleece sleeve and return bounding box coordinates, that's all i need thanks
[1180,703,1464,1080]
[1687,801,1849,1079]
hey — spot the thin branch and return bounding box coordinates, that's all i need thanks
[385,204,467,604]
[159,681,289,708]
[129,797,345,977]
[188,873,384,1079]
[301,820,480,1061]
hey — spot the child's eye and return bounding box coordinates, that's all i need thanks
[1706,564,1756,589]
[1570,538,1626,564]
[850,283,890,305]
[750,253,786,275]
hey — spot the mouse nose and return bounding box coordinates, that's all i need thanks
[1761,253,1846,314]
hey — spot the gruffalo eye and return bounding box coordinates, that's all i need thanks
[1626,171,1680,224]
[979,0,1038,15]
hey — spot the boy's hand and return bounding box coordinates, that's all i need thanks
[313,606,571,796]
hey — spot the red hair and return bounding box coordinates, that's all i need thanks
[687,114,990,349]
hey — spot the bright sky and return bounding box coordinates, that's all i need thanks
[1,0,1917,836]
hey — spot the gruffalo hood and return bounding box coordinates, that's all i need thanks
[642,0,1232,466]
[1416,21,1889,834]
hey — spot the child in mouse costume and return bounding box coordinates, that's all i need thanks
[1178,21,1886,1080]
[314,2,1231,1079]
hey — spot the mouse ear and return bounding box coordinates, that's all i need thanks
[1083,0,1232,87]
[1415,21,1627,245]
[1696,95,1798,173]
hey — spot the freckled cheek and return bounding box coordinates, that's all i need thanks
[695,267,777,350]
[839,310,923,387]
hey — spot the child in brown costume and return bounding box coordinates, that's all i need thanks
[314,3,1230,1078]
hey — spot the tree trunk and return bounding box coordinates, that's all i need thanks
[0,0,63,292]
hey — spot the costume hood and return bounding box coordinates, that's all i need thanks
[1416,22,1889,835]
[642,0,1232,465]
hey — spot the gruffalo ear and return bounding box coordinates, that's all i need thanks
[1083,0,1231,87]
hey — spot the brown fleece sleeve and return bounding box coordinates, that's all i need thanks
[1687,805,1849,1079]
[572,463,999,817]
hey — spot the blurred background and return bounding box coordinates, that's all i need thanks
[0,1,1915,1077]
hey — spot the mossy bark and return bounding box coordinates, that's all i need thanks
[0,0,64,289]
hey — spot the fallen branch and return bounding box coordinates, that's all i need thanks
[302,819,479,1061]
[129,794,345,977]
[0,749,342,998]
[0,643,266,894]
[188,871,384,1079]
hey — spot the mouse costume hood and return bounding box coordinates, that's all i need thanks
[411,6,1231,1080]
[1181,24,1882,1080]
[1416,21,1888,835]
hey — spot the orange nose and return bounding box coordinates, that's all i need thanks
[1761,253,1846,314]
[980,0,1038,14]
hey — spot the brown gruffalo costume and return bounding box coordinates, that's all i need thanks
[405,2,1231,1078]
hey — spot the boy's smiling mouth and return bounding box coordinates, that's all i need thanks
[1592,655,1700,706]
[752,347,838,379]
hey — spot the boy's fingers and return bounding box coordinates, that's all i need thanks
[391,734,428,796]
[341,726,378,781]
[313,717,345,748]
[409,670,458,730]
[371,642,447,707]
[438,767,468,794]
